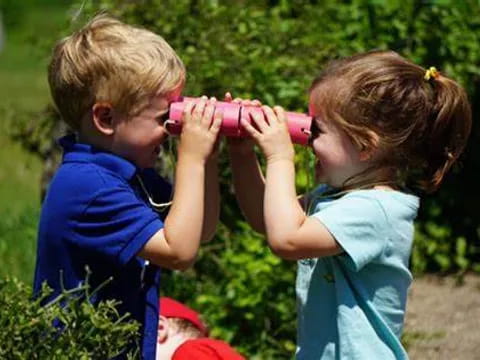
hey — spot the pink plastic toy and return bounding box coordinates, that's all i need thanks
[167,97,312,145]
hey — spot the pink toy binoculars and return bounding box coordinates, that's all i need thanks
[167,97,313,145]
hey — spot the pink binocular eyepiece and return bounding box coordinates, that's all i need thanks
[167,97,313,145]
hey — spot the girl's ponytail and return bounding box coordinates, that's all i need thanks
[420,70,472,193]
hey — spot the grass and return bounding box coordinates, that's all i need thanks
[0,3,71,283]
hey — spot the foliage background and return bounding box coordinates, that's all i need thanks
[1,0,479,358]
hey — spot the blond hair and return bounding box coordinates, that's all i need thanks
[168,318,205,338]
[48,14,185,129]
[310,50,472,193]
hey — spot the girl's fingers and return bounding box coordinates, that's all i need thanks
[240,117,261,139]
[224,92,233,102]
[247,108,269,132]
[262,105,278,124]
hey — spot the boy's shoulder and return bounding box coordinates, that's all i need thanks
[47,135,138,200]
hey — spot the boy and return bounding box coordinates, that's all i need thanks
[33,14,221,359]
[157,297,245,360]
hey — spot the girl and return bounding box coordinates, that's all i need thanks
[228,50,471,359]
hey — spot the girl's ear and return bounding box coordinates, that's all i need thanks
[359,130,380,161]
[157,316,170,344]
[92,103,115,135]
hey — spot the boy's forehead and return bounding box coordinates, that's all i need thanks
[156,85,184,102]
[149,86,183,109]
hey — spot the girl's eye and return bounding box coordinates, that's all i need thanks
[309,121,323,143]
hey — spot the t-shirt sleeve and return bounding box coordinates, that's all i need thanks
[69,185,164,266]
[310,194,389,272]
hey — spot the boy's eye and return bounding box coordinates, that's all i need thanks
[156,113,169,124]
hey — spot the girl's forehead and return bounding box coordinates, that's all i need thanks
[308,86,328,116]
[308,102,315,117]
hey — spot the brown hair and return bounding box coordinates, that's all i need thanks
[48,14,185,130]
[310,50,472,193]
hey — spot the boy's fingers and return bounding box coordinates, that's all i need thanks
[182,101,195,123]
[210,108,223,134]
[192,98,207,121]
[202,100,216,128]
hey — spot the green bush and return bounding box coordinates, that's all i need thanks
[0,274,140,359]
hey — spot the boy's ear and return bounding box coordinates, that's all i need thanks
[359,130,380,161]
[157,316,170,344]
[92,103,115,135]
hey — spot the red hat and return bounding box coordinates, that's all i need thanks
[172,338,246,360]
[159,297,208,335]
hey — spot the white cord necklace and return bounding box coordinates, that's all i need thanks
[136,174,172,211]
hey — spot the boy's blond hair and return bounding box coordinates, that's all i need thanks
[48,14,185,130]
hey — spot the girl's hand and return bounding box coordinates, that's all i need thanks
[224,91,262,107]
[178,96,222,163]
[241,105,295,163]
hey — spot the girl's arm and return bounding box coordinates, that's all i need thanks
[228,138,266,233]
[242,106,342,260]
[201,153,220,242]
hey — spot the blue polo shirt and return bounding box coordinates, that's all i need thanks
[33,134,171,359]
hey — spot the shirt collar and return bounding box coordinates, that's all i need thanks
[59,134,137,181]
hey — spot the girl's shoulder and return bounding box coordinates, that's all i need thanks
[307,186,419,219]
[344,189,419,212]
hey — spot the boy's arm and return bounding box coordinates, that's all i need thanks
[228,139,266,233]
[138,99,221,270]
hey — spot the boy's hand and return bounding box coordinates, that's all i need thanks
[178,96,222,162]
[241,105,295,163]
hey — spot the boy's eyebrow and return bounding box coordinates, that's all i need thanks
[154,109,169,117]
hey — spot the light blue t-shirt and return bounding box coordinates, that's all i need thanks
[296,187,419,360]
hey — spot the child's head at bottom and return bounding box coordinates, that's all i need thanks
[48,14,185,168]
[308,50,471,193]
[157,297,208,358]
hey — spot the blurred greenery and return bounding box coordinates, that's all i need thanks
[0,0,479,358]
[0,1,72,283]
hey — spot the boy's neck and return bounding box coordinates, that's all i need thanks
[77,118,113,153]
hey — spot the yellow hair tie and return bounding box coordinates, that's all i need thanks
[424,66,440,81]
